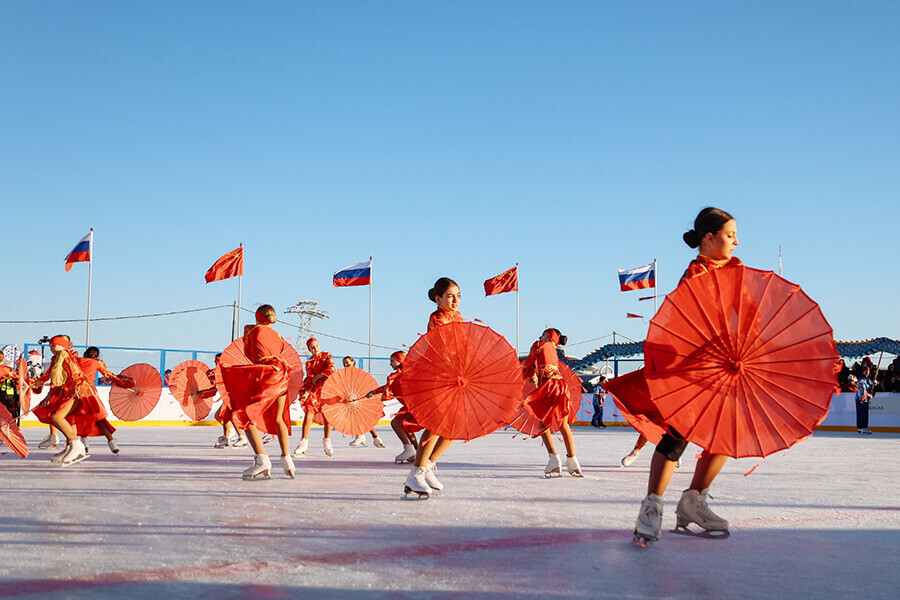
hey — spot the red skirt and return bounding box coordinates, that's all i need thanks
[214,403,234,425]
[523,378,572,434]
[392,401,423,434]
[603,368,666,445]
[32,387,117,437]
[220,364,291,436]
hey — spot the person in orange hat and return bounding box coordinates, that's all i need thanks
[201,353,249,449]
[76,346,135,455]
[219,305,296,479]
[522,327,583,477]
[293,337,335,457]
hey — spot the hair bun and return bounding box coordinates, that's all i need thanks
[683,229,701,249]
[558,335,567,346]
[427,288,436,302]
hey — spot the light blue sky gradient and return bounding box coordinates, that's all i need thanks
[2,1,897,359]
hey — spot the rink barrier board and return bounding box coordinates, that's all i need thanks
[17,389,900,432]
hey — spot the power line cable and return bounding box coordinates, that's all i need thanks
[0,305,233,324]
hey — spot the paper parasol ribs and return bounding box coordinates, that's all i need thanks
[403,321,522,441]
[320,367,383,435]
[109,363,162,421]
[0,403,28,457]
[644,266,840,458]
[169,360,215,420]
[508,362,583,437]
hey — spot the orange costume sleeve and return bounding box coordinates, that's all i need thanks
[427,307,463,331]
[680,255,743,284]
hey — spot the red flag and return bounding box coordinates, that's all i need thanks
[484,266,518,296]
[205,247,243,283]
[626,313,643,319]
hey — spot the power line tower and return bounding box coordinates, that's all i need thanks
[285,301,330,344]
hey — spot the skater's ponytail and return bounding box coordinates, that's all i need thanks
[543,328,566,346]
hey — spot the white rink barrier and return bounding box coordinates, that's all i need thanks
[19,389,900,431]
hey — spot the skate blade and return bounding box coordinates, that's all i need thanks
[544,470,561,478]
[568,471,584,478]
[631,533,656,548]
[403,486,430,499]
[670,525,730,539]
[242,472,272,481]
[60,454,89,467]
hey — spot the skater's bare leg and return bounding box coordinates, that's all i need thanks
[49,425,58,436]
[414,431,438,466]
[246,425,265,455]
[540,430,557,455]
[648,451,678,496]
[98,420,114,442]
[273,394,290,456]
[633,434,648,452]
[323,420,332,439]
[559,422,577,457]
[51,400,77,442]
[427,436,453,464]
[689,453,728,491]
[301,411,312,439]
[391,417,412,445]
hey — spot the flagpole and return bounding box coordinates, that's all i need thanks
[515,262,519,356]
[86,228,94,345]
[368,256,373,363]
[236,243,243,337]
[653,258,658,315]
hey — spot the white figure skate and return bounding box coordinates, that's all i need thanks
[281,455,295,479]
[621,449,640,467]
[60,438,89,467]
[349,435,367,447]
[403,466,432,499]
[394,444,416,463]
[673,488,730,538]
[566,455,583,477]
[323,438,334,457]
[38,434,60,449]
[107,439,120,455]
[372,435,385,448]
[632,493,664,547]
[214,435,230,449]
[242,454,272,480]
[293,438,309,456]
[544,453,562,478]
[423,460,443,494]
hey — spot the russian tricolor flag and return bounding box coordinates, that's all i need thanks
[618,262,655,291]
[333,260,372,287]
[65,231,93,272]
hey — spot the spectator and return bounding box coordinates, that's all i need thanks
[164,369,173,387]
[856,366,873,435]
[591,377,607,428]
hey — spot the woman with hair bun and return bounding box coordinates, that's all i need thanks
[220,304,296,479]
[403,277,463,496]
[522,328,584,477]
[629,206,741,545]
[293,337,336,457]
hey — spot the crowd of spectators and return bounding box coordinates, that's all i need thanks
[838,355,900,394]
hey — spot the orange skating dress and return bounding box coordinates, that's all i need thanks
[300,352,335,415]
[522,338,572,434]
[32,349,117,436]
[220,325,293,435]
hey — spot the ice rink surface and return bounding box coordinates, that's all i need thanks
[1,426,897,599]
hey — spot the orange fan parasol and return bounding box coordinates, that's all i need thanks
[603,368,666,445]
[16,356,32,416]
[109,363,162,421]
[508,362,584,437]
[169,360,215,420]
[0,403,27,458]
[403,321,522,441]
[320,366,383,435]
[644,266,840,458]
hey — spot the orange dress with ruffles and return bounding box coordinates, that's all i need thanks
[32,351,116,436]
[220,325,293,435]
[300,352,335,414]
[428,307,463,331]
[521,340,572,434]
[603,255,743,437]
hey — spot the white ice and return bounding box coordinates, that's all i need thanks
[1,426,897,599]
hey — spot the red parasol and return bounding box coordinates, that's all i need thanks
[169,360,215,420]
[644,266,840,458]
[319,367,383,435]
[403,321,523,441]
[603,368,666,445]
[109,363,162,421]
[16,356,32,416]
[0,403,27,457]
[508,362,584,436]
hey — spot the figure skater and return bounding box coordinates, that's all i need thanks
[366,351,419,462]
[77,346,134,454]
[629,207,741,545]
[403,277,463,497]
[219,305,296,479]
[522,328,584,477]
[342,356,385,448]
[204,353,249,448]
[293,338,335,457]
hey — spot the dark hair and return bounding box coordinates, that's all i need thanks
[551,328,567,346]
[215,353,222,359]
[84,346,100,358]
[683,207,735,249]
[428,277,459,302]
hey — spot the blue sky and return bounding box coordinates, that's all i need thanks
[1,1,897,360]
